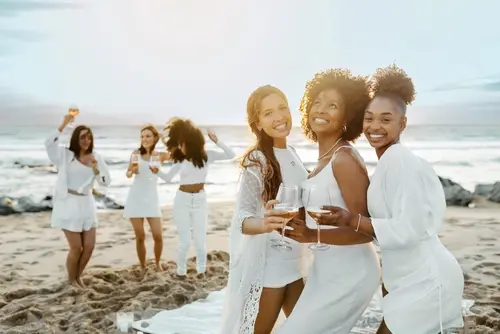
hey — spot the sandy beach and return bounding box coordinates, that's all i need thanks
[1,201,499,333]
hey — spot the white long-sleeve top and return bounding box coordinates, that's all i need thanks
[45,130,111,199]
[368,143,464,334]
[157,141,235,184]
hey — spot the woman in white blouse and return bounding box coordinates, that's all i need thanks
[220,85,309,334]
[316,65,464,334]
[157,118,235,276]
[45,113,111,289]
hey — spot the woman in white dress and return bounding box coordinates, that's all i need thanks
[124,124,168,272]
[157,118,235,276]
[219,85,309,334]
[45,113,111,289]
[278,69,381,334]
[316,65,464,333]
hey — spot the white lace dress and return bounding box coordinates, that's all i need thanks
[219,148,309,334]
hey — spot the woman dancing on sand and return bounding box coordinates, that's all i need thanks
[315,65,464,334]
[45,112,111,288]
[124,124,169,272]
[158,118,235,276]
[220,85,309,334]
[272,69,380,334]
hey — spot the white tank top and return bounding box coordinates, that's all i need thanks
[66,158,95,193]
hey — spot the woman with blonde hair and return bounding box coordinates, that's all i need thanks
[220,85,309,334]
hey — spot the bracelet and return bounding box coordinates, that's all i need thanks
[355,214,361,232]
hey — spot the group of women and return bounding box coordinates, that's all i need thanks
[45,116,235,287]
[220,65,465,334]
[45,63,465,334]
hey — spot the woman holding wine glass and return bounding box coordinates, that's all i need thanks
[313,65,464,334]
[158,118,236,276]
[124,124,169,273]
[45,111,111,289]
[220,85,309,334]
[275,69,380,334]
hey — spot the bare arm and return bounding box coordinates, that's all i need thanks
[315,150,373,245]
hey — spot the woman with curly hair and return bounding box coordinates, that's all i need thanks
[276,69,380,334]
[124,124,169,273]
[316,65,464,333]
[158,118,235,276]
[220,85,309,334]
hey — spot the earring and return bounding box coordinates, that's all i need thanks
[342,125,347,132]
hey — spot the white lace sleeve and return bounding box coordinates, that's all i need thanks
[234,151,265,234]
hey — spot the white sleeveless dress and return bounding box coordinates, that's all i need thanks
[124,156,162,218]
[275,147,381,334]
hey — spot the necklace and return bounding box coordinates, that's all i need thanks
[317,137,343,161]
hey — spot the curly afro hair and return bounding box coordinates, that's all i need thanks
[299,68,370,142]
[369,64,416,112]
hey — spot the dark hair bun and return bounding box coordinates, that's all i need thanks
[370,64,415,105]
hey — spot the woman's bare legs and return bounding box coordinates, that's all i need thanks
[281,278,305,316]
[254,287,287,334]
[376,284,392,334]
[146,217,164,271]
[63,230,82,288]
[130,218,147,271]
[76,228,96,287]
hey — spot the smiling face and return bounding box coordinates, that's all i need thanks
[308,88,345,139]
[255,93,292,144]
[140,129,157,152]
[363,96,407,157]
[78,129,93,152]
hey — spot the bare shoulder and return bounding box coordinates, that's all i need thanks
[331,147,367,177]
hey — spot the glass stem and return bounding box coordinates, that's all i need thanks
[317,224,321,244]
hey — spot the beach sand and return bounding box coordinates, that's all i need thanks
[0,201,499,333]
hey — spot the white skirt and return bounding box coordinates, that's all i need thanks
[51,193,98,232]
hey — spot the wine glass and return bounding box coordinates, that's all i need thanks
[270,184,299,251]
[66,104,79,128]
[131,152,141,171]
[304,185,330,251]
[149,153,160,177]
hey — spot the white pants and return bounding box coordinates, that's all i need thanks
[172,190,208,275]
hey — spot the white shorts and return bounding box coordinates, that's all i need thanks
[51,193,98,232]
[263,231,302,288]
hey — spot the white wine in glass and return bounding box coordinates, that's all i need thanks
[304,186,330,251]
[270,184,299,251]
[131,153,141,171]
[149,153,160,178]
[66,104,79,128]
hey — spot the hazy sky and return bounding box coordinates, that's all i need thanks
[1,0,500,125]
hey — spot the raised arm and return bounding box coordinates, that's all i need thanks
[207,140,236,162]
[45,115,73,166]
[157,163,182,183]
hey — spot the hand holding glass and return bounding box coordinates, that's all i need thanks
[130,153,140,173]
[304,185,330,251]
[150,153,160,173]
[270,184,299,251]
[66,105,79,128]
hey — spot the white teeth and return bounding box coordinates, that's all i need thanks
[313,118,328,125]
[274,124,287,130]
[369,134,384,138]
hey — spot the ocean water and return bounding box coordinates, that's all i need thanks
[1,125,499,205]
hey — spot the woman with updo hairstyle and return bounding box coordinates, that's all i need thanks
[220,85,309,334]
[158,118,235,277]
[275,69,380,334]
[315,65,465,333]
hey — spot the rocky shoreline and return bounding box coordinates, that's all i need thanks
[0,190,123,216]
[1,177,499,216]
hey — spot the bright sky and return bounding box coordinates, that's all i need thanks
[1,0,500,125]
